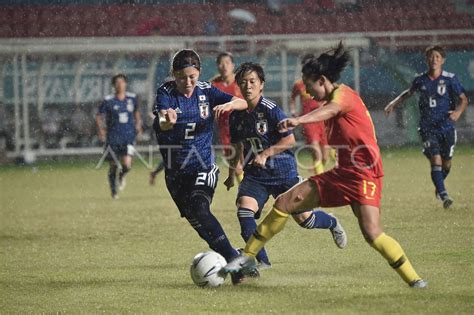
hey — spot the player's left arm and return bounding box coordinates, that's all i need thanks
[252,134,296,168]
[278,101,342,132]
[448,76,469,122]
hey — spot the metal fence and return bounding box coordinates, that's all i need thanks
[0,29,473,161]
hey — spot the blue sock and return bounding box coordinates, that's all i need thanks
[237,208,271,264]
[108,166,117,195]
[187,194,238,262]
[431,165,448,199]
[299,210,337,229]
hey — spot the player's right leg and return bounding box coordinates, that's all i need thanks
[236,195,272,268]
[351,203,427,288]
[224,180,320,274]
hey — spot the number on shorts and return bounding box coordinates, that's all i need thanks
[185,123,196,140]
[362,180,377,200]
[195,172,207,185]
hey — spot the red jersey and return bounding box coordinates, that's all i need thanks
[211,77,242,146]
[291,79,321,114]
[326,84,383,177]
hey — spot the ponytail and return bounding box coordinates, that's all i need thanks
[302,41,351,83]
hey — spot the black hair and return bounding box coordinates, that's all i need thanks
[301,42,351,83]
[425,45,446,58]
[172,49,201,72]
[111,73,127,85]
[216,51,234,64]
[235,62,265,85]
[301,53,315,66]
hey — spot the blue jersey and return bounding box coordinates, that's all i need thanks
[99,92,138,145]
[410,70,465,132]
[154,81,233,173]
[229,96,298,186]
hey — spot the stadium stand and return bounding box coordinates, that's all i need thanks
[0,0,472,38]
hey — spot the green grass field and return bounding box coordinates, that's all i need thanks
[1,147,473,313]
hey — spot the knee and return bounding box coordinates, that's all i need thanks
[362,226,383,244]
[274,193,294,214]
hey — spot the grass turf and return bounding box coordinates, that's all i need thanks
[1,147,473,313]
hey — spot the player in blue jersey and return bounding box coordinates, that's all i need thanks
[224,62,347,269]
[385,46,468,208]
[153,49,250,284]
[96,74,142,199]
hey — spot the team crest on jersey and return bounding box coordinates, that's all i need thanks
[256,120,268,135]
[437,80,446,96]
[127,99,134,112]
[198,95,210,119]
[113,105,119,111]
[199,103,210,119]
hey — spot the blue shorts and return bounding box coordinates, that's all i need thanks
[165,164,219,218]
[237,176,303,219]
[419,128,457,161]
[104,143,134,160]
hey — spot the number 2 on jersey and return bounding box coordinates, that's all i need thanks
[185,123,196,139]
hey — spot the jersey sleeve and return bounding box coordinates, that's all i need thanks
[209,85,234,108]
[229,112,242,144]
[331,86,354,114]
[154,87,171,115]
[271,106,293,138]
[450,75,466,96]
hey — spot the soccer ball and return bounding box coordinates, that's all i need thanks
[190,251,227,287]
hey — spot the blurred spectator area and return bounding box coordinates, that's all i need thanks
[0,0,472,38]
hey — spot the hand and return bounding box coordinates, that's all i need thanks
[159,108,177,130]
[223,176,235,191]
[250,153,268,168]
[164,108,177,125]
[213,102,233,120]
[448,110,462,122]
[384,103,395,117]
[278,118,300,133]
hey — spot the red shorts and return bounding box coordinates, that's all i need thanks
[309,167,383,208]
[302,121,327,145]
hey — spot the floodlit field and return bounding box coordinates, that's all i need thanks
[1,147,473,313]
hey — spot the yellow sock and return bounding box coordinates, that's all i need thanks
[371,233,421,284]
[237,171,244,183]
[244,207,289,257]
[314,160,324,175]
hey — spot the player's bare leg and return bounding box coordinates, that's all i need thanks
[429,154,453,208]
[351,203,427,288]
[118,154,132,192]
[225,180,347,274]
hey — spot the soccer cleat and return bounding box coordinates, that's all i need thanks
[329,213,347,249]
[257,261,272,270]
[112,193,119,200]
[223,253,258,276]
[118,177,126,191]
[409,279,428,288]
[442,196,453,209]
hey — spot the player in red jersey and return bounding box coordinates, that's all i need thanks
[290,54,329,175]
[211,52,244,182]
[224,43,427,288]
